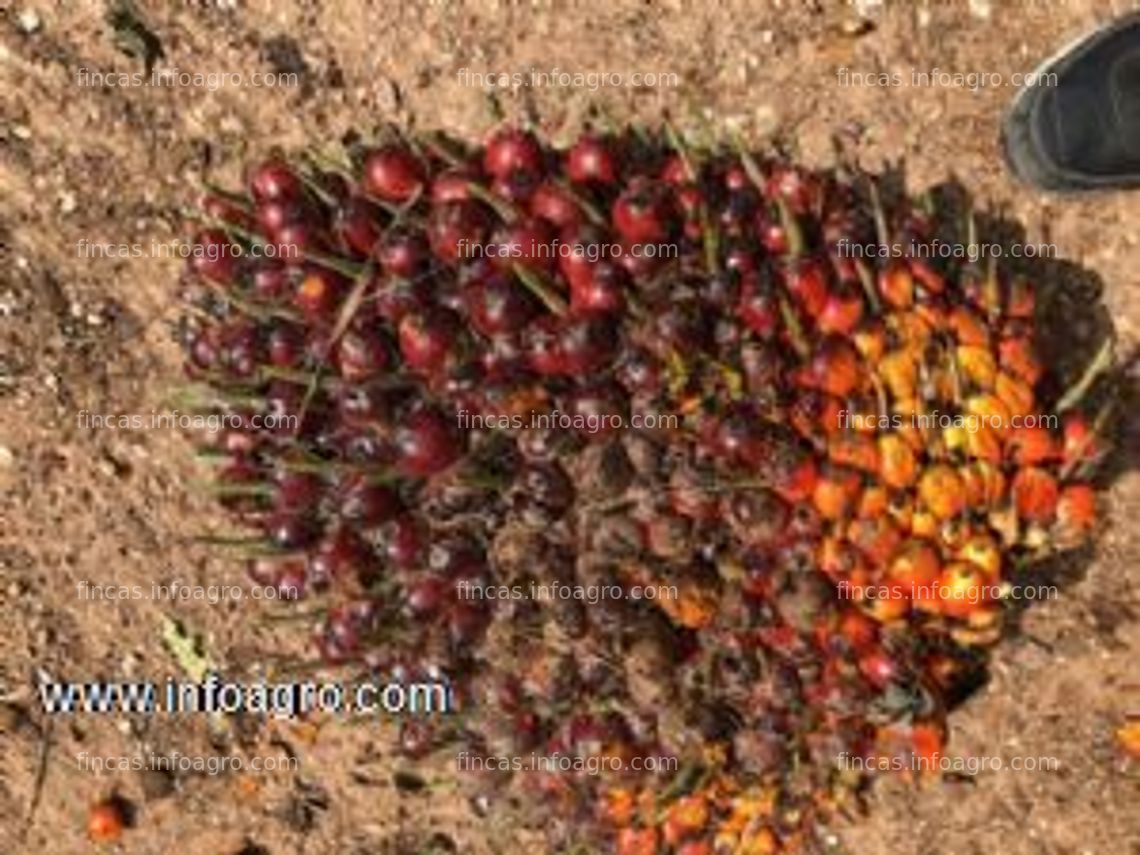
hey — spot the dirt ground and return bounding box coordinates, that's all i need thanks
[1,1,1138,853]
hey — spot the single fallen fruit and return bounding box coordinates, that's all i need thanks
[175,125,1114,853]
[87,796,128,843]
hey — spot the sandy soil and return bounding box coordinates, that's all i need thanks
[1,1,1138,853]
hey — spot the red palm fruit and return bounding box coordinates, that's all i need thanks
[774,455,819,503]
[557,222,606,291]
[660,154,691,185]
[489,217,557,274]
[428,200,490,264]
[1006,277,1036,318]
[1054,483,1097,544]
[858,646,899,689]
[336,327,390,381]
[828,433,880,474]
[201,193,253,229]
[782,258,829,318]
[309,528,376,587]
[839,608,879,650]
[335,197,383,257]
[918,465,967,520]
[383,515,425,568]
[909,257,945,294]
[395,407,463,477]
[189,229,240,285]
[463,273,538,337]
[570,260,627,315]
[817,284,864,335]
[399,308,461,374]
[337,474,400,527]
[558,316,617,374]
[888,540,941,603]
[737,275,780,339]
[812,465,861,521]
[848,516,903,567]
[998,333,1043,384]
[878,261,915,309]
[249,158,303,202]
[251,261,290,300]
[756,211,789,255]
[612,178,676,244]
[273,220,323,257]
[799,338,861,398]
[566,134,618,185]
[294,267,346,321]
[936,562,990,619]
[483,128,544,178]
[430,167,478,203]
[675,842,713,855]
[363,145,425,202]
[530,181,583,228]
[256,197,307,236]
[766,163,817,213]
[1006,424,1058,465]
[1011,467,1060,523]
[491,168,541,205]
[1062,412,1100,467]
[376,229,429,278]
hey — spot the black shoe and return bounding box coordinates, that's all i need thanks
[1003,13,1140,191]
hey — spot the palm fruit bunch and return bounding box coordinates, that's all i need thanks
[176,124,1110,854]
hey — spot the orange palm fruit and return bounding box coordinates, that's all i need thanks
[888,539,942,603]
[947,305,990,347]
[858,589,909,623]
[910,508,939,539]
[676,842,714,855]
[890,310,934,349]
[853,320,887,362]
[995,372,1035,421]
[663,795,710,846]
[1011,467,1060,524]
[910,257,946,294]
[965,423,1003,463]
[1006,424,1058,465]
[87,798,127,843]
[910,722,945,772]
[878,350,918,400]
[957,532,1002,578]
[617,827,660,855]
[965,393,1012,429]
[998,334,1043,384]
[960,461,1007,509]
[937,562,991,619]
[1054,483,1097,545]
[1062,412,1100,467]
[603,788,637,826]
[813,466,861,521]
[878,261,915,308]
[829,432,880,473]
[857,485,890,519]
[956,345,997,390]
[801,338,862,398]
[918,465,967,520]
[878,433,918,489]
